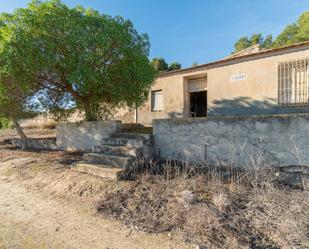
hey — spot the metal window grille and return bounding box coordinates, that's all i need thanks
[278,59,309,105]
[188,77,207,93]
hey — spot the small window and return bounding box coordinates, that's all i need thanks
[278,59,309,105]
[151,90,163,112]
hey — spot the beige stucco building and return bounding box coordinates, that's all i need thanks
[123,42,309,126]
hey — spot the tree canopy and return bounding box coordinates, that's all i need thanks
[150,57,169,73]
[0,0,155,121]
[150,57,182,73]
[234,33,273,52]
[168,62,181,71]
[233,11,309,52]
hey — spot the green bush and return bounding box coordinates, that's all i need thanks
[0,117,12,129]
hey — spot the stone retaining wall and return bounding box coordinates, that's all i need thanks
[10,138,57,150]
[56,121,122,151]
[153,114,309,167]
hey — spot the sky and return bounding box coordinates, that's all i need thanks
[0,0,308,68]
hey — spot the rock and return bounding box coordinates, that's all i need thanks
[275,172,304,189]
[176,190,195,206]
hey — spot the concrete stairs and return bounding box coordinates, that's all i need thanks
[72,132,153,180]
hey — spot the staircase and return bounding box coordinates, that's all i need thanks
[72,132,153,180]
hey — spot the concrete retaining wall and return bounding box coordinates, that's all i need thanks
[56,121,122,151]
[153,114,309,167]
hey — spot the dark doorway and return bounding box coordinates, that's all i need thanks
[190,91,207,117]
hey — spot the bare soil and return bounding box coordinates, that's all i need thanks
[0,144,190,249]
[0,129,308,249]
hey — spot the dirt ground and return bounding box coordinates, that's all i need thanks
[0,144,191,249]
[1,129,308,249]
[0,176,189,249]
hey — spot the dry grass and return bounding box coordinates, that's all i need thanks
[0,139,308,249]
[21,119,57,129]
[97,162,309,249]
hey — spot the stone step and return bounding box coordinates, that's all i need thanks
[83,153,134,168]
[102,138,143,147]
[92,145,142,157]
[110,133,152,140]
[72,161,123,180]
[279,165,309,174]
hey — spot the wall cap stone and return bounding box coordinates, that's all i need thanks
[153,113,309,125]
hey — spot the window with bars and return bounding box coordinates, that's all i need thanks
[278,59,309,105]
[151,90,163,112]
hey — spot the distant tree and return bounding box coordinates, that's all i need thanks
[234,36,251,52]
[0,0,155,122]
[168,62,181,71]
[250,33,263,45]
[191,62,199,67]
[272,11,309,47]
[261,35,273,48]
[233,11,309,52]
[296,12,309,42]
[234,33,274,52]
[151,57,169,73]
[273,24,299,47]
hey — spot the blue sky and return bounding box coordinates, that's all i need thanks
[0,1,308,67]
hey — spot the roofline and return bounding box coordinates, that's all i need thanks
[157,41,309,78]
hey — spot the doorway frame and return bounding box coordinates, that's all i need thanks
[183,74,208,118]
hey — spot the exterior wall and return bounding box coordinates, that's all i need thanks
[153,114,309,167]
[207,48,309,116]
[114,107,135,123]
[56,121,122,151]
[136,45,309,126]
[137,74,186,126]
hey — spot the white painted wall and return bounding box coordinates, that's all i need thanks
[56,121,122,151]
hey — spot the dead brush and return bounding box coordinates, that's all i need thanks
[97,152,309,249]
[21,119,57,130]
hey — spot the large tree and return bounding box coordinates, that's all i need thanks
[0,0,154,121]
[0,76,38,149]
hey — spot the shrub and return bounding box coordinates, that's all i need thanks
[0,117,12,129]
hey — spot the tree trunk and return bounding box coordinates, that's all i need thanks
[13,120,29,150]
[84,101,99,121]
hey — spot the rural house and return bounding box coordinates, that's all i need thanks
[127,41,309,126]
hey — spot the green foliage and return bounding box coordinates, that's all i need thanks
[151,57,169,73]
[273,12,309,47]
[234,33,272,52]
[250,33,263,45]
[262,35,273,49]
[234,11,309,52]
[151,58,182,73]
[168,62,181,71]
[234,36,251,52]
[0,0,155,121]
[273,24,299,48]
[0,116,12,129]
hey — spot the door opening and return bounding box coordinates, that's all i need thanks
[190,91,207,117]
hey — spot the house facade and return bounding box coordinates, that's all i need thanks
[126,42,309,126]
